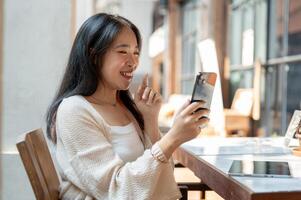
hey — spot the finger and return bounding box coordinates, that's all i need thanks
[147,90,156,104]
[135,74,149,100]
[141,74,148,88]
[196,117,210,127]
[134,85,143,100]
[191,109,210,119]
[153,92,161,103]
[142,87,151,100]
[181,101,206,116]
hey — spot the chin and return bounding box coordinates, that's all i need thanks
[119,83,131,90]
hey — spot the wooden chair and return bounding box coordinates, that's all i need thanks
[16,129,60,200]
[175,163,211,200]
[224,88,254,136]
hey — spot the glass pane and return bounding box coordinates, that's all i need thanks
[230,9,242,65]
[268,0,285,58]
[263,63,301,136]
[254,0,267,62]
[243,5,254,31]
[263,65,282,135]
[287,62,301,119]
[288,0,301,56]
[181,79,194,95]
[229,70,253,101]
[181,0,202,93]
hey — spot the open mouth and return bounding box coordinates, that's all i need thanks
[120,71,133,79]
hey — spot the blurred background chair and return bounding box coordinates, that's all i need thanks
[175,163,211,200]
[224,88,254,136]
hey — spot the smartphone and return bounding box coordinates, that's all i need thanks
[191,72,217,109]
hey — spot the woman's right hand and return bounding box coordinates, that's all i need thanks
[170,101,209,143]
[158,101,209,159]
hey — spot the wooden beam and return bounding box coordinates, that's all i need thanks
[167,0,180,95]
[252,59,261,121]
[212,0,230,107]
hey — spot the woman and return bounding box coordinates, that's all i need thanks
[46,13,209,200]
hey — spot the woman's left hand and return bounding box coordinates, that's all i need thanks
[134,74,162,121]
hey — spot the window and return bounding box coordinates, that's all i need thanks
[262,0,301,136]
[180,0,206,94]
[228,0,267,108]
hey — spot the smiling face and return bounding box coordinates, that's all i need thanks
[99,26,140,91]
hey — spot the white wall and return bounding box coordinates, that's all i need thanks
[120,0,154,76]
[2,0,72,152]
[119,0,155,91]
[1,0,72,199]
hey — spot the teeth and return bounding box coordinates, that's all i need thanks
[121,72,133,77]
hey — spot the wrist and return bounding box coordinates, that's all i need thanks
[151,142,168,163]
[143,115,158,122]
[158,131,181,159]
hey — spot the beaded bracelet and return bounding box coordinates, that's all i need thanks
[151,142,168,163]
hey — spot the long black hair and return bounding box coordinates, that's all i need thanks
[46,13,144,143]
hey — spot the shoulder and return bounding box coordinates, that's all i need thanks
[57,95,107,126]
[57,95,89,116]
[56,95,109,131]
[56,95,100,123]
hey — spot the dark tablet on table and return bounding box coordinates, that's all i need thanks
[228,160,291,178]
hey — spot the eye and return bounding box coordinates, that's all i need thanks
[117,50,127,54]
[134,52,140,56]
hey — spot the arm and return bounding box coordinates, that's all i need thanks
[133,74,210,155]
[134,74,163,144]
[143,115,161,144]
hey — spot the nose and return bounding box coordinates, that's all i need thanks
[127,53,139,68]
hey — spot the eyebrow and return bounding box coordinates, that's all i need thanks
[113,44,139,49]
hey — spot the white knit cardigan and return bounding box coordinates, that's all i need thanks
[55,95,181,200]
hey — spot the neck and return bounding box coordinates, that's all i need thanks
[92,86,118,106]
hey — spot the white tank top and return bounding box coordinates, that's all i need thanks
[108,122,144,162]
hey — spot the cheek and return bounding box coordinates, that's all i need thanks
[134,57,140,69]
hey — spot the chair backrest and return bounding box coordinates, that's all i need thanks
[16,129,60,200]
[230,88,254,116]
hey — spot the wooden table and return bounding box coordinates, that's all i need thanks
[173,137,301,200]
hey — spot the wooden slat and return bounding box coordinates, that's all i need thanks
[17,138,45,199]
[252,60,261,121]
[16,129,59,200]
[28,129,60,200]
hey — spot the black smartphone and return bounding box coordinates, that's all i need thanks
[191,72,217,109]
